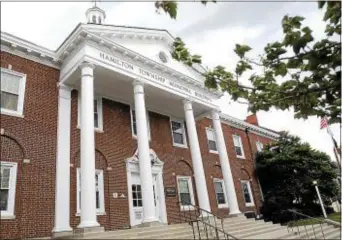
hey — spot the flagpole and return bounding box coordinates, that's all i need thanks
[326,124,341,169]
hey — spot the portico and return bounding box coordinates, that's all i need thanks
[52,17,241,235]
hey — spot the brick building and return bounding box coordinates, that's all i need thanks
[0,5,279,239]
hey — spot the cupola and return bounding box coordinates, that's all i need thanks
[85,3,106,24]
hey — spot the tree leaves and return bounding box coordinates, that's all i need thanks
[256,132,339,221]
[162,1,341,123]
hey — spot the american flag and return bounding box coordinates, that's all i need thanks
[320,116,328,129]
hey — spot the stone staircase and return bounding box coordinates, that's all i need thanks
[69,215,340,239]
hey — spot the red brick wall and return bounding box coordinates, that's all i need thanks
[0,52,275,239]
[0,51,59,239]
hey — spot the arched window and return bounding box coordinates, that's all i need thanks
[92,15,96,23]
[98,17,102,24]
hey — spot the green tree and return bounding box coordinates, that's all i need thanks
[256,131,340,222]
[155,1,341,124]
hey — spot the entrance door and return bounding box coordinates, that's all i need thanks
[130,172,161,226]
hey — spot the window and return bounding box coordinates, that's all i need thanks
[0,162,17,218]
[77,95,103,131]
[170,119,187,147]
[130,107,151,140]
[256,141,264,152]
[213,179,228,208]
[1,68,26,117]
[132,184,143,207]
[206,128,218,153]
[177,176,195,210]
[233,135,245,158]
[241,180,254,207]
[77,168,105,215]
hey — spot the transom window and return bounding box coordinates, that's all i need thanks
[256,141,264,152]
[233,135,245,158]
[0,162,18,218]
[177,176,195,210]
[77,168,105,214]
[132,184,143,207]
[213,179,228,208]
[130,107,151,140]
[241,180,254,207]
[206,128,218,153]
[0,68,26,117]
[170,119,187,147]
[77,95,103,131]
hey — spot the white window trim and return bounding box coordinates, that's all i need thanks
[1,161,18,219]
[77,94,104,132]
[130,106,151,140]
[76,168,106,216]
[233,134,245,159]
[176,176,195,211]
[213,178,229,208]
[170,118,188,148]
[206,127,218,154]
[0,68,26,118]
[241,180,255,207]
[256,141,264,152]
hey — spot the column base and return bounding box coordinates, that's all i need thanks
[74,226,104,234]
[137,220,161,228]
[52,230,73,239]
[227,213,243,218]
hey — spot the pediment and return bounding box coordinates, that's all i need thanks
[126,148,164,166]
[82,24,206,83]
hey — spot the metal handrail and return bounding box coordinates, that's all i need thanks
[284,209,329,239]
[177,201,236,239]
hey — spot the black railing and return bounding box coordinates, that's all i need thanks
[170,201,237,240]
[284,209,330,239]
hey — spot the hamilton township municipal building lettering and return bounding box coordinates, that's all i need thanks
[99,51,212,103]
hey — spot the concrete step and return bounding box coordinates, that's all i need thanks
[82,223,190,239]
[324,229,341,240]
[235,224,287,239]
[245,228,292,239]
[227,221,276,236]
[224,219,273,231]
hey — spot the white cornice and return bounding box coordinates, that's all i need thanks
[217,113,280,140]
[76,30,222,98]
[1,32,60,69]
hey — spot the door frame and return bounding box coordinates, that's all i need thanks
[126,149,167,227]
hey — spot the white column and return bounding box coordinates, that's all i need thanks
[78,62,100,229]
[52,84,72,234]
[212,109,241,215]
[133,80,158,223]
[183,99,211,212]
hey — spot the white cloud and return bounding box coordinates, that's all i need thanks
[1,2,340,162]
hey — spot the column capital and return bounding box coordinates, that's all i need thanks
[212,108,221,120]
[183,98,193,112]
[133,80,144,94]
[79,62,96,70]
[132,79,144,87]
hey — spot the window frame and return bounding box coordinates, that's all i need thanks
[0,68,26,118]
[0,161,18,218]
[241,180,254,207]
[77,94,103,132]
[206,127,218,154]
[130,106,151,140]
[256,141,264,152]
[170,118,187,148]
[232,134,245,159]
[76,168,105,215]
[176,176,195,211]
[213,178,228,208]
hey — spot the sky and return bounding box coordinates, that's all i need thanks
[1,1,341,161]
